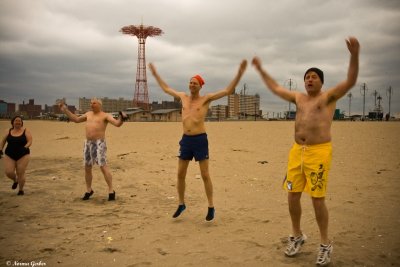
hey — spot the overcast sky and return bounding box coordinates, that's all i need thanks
[1,0,399,116]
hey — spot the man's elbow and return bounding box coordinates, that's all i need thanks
[348,77,358,88]
[223,89,232,96]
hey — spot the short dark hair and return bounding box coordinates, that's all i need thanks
[304,67,324,84]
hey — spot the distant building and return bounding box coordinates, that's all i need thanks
[0,99,16,118]
[151,99,181,111]
[44,98,76,115]
[122,108,181,122]
[333,109,345,120]
[285,110,296,120]
[228,94,240,118]
[8,103,16,114]
[0,99,15,118]
[19,99,42,118]
[210,105,229,120]
[124,108,152,121]
[228,91,262,119]
[0,100,7,116]
[79,97,134,113]
[151,109,181,122]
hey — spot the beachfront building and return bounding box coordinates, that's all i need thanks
[123,108,181,122]
[18,99,42,118]
[79,97,134,113]
[124,108,151,121]
[151,109,181,122]
[228,91,262,119]
[210,105,229,120]
[151,99,181,111]
[228,93,240,119]
[0,99,16,118]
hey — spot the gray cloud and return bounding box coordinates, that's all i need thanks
[1,0,399,115]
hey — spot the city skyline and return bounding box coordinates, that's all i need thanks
[1,1,399,116]
[1,89,388,120]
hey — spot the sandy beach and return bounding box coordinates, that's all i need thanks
[0,120,399,267]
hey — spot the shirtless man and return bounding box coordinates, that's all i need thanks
[59,98,127,201]
[149,60,247,221]
[252,37,359,266]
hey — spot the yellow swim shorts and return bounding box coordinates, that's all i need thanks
[283,142,332,198]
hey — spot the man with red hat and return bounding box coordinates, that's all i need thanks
[149,60,247,221]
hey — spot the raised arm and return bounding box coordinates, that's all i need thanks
[326,37,360,102]
[252,57,296,103]
[149,63,184,99]
[205,60,248,102]
[106,111,126,127]
[58,100,87,123]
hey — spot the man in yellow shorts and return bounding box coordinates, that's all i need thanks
[285,142,332,198]
[252,37,360,266]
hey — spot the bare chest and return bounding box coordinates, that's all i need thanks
[296,95,336,123]
[86,113,108,129]
[182,98,209,117]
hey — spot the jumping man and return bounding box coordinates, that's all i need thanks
[149,60,247,221]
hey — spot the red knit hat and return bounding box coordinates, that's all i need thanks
[192,75,205,86]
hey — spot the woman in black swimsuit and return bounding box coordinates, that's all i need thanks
[0,116,32,195]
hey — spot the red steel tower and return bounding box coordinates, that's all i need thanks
[120,24,163,110]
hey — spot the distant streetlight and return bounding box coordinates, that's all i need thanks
[347,92,353,117]
[386,86,393,117]
[284,78,297,119]
[360,83,368,120]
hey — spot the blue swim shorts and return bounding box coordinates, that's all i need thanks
[178,133,209,161]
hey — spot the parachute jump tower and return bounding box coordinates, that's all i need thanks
[120,24,163,110]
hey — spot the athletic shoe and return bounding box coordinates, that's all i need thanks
[206,207,215,221]
[285,233,307,257]
[172,204,186,218]
[12,181,18,190]
[82,190,94,200]
[316,243,333,266]
[108,191,116,201]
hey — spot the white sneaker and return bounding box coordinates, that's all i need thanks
[316,243,333,266]
[285,233,307,257]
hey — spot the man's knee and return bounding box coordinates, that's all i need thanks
[312,197,326,209]
[85,165,93,172]
[177,171,186,180]
[288,192,302,202]
[200,171,210,181]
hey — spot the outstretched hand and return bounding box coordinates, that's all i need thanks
[57,99,67,111]
[346,37,360,55]
[251,57,262,70]
[119,111,128,121]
